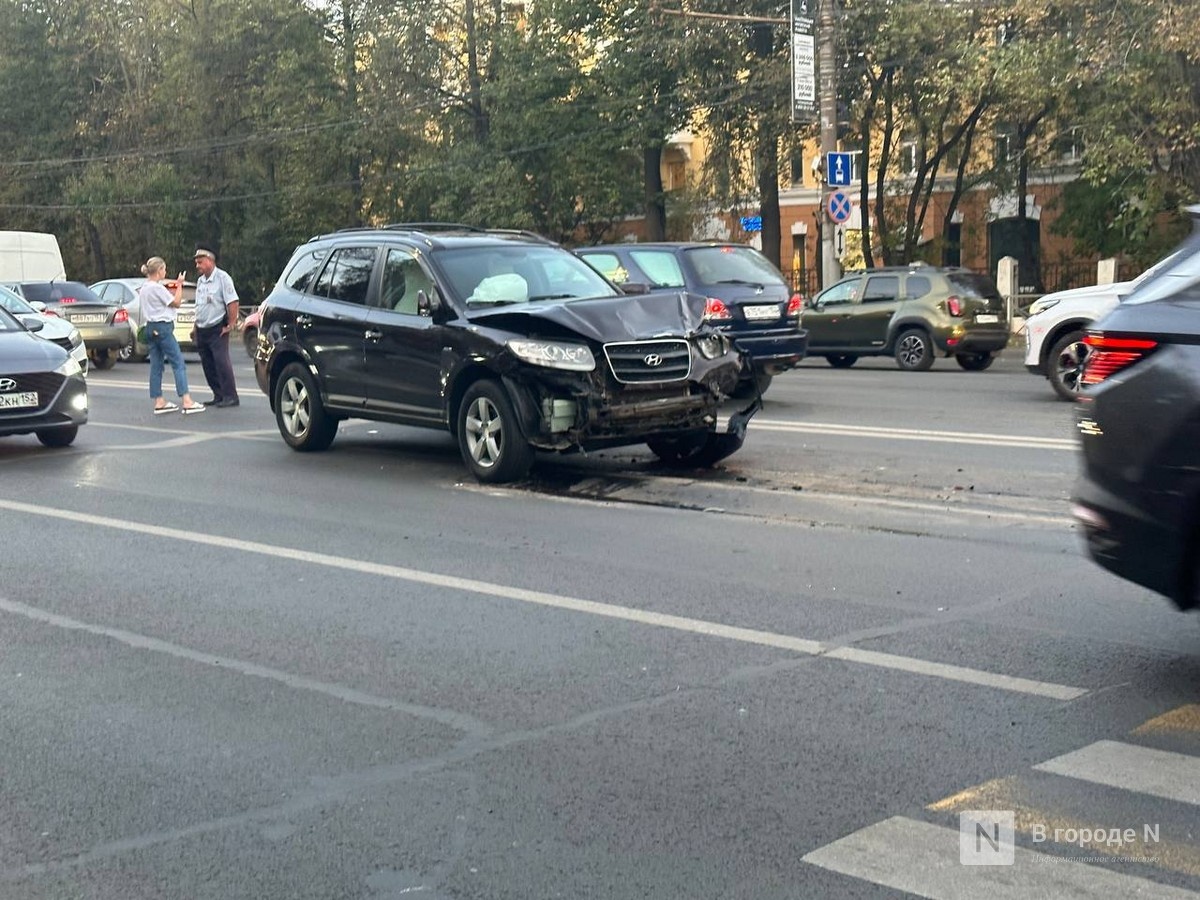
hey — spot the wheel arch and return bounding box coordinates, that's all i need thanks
[266,346,310,412]
[885,319,933,352]
[1039,318,1094,369]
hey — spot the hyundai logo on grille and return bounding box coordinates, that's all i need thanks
[643,354,664,367]
[0,378,16,391]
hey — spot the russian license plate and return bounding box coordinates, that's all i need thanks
[71,313,107,324]
[743,304,780,320]
[0,392,38,409]
[177,312,195,324]
[976,313,1000,324]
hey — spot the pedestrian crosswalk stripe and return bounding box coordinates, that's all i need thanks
[802,816,1200,900]
[1034,740,1200,807]
[926,776,1200,878]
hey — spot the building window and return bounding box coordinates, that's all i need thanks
[790,146,804,186]
[1055,126,1084,162]
[899,140,917,175]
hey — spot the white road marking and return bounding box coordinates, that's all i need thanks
[802,816,1199,899]
[0,498,1087,701]
[754,418,1076,451]
[1034,741,1200,806]
[0,596,491,735]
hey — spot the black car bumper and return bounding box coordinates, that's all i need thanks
[1073,475,1188,607]
[940,330,1009,355]
[731,327,809,373]
[0,372,88,437]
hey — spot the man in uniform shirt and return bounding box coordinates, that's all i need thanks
[191,245,240,407]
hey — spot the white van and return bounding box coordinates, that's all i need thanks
[0,231,67,282]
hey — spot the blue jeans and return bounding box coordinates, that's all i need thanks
[146,321,189,398]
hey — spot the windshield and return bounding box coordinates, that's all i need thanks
[945,272,1002,300]
[0,284,35,315]
[440,245,620,307]
[684,245,787,288]
[0,306,22,332]
[19,281,112,305]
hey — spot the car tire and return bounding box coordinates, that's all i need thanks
[457,379,534,483]
[894,328,934,371]
[955,352,995,371]
[36,426,78,448]
[274,362,337,452]
[89,349,118,370]
[243,326,258,358]
[646,430,739,468]
[1047,329,1090,401]
[731,372,772,399]
[826,354,858,369]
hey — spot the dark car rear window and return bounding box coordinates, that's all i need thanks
[684,246,787,288]
[20,281,110,305]
[944,273,1001,300]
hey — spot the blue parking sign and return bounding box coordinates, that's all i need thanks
[827,152,853,186]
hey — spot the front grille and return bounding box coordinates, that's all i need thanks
[603,339,691,384]
[0,371,63,414]
[50,337,74,352]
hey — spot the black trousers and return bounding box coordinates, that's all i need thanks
[195,323,238,402]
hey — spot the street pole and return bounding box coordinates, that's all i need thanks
[818,0,841,290]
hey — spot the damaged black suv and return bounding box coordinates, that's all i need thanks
[254,225,755,482]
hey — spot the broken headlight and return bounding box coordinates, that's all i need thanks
[695,333,731,360]
[507,339,596,372]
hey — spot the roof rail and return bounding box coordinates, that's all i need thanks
[382,222,487,233]
[482,228,557,245]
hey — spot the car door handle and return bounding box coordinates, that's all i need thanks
[365,329,383,341]
[295,314,313,326]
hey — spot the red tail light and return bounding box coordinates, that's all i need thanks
[786,294,803,316]
[946,295,963,317]
[113,308,129,324]
[59,296,77,304]
[42,309,60,317]
[704,297,732,320]
[1080,335,1158,385]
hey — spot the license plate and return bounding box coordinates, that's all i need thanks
[177,312,195,324]
[0,392,38,409]
[71,314,108,324]
[743,304,780,320]
[976,314,1000,324]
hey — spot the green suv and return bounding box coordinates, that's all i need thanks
[805,264,1009,370]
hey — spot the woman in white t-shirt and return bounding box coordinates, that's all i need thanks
[138,257,204,414]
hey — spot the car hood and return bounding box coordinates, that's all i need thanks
[0,330,70,370]
[467,291,708,343]
[1043,281,1133,304]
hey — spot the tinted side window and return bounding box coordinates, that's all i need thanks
[313,247,376,306]
[905,276,932,300]
[817,279,860,306]
[580,252,628,284]
[629,250,685,288]
[286,247,329,293]
[862,275,900,303]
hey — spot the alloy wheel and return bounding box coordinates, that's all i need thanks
[464,396,503,468]
[280,376,311,438]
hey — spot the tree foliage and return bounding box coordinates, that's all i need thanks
[0,0,1194,288]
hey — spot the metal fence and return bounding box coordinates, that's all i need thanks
[785,259,1133,300]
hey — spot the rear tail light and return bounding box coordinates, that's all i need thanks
[704,297,732,320]
[59,297,77,304]
[946,295,963,317]
[113,308,129,324]
[786,294,803,316]
[1080,334,1158,385]
[42,309,60,317]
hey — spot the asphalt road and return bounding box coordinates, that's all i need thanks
[1,346,1198,900]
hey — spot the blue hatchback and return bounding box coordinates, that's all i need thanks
[577,242,808,397]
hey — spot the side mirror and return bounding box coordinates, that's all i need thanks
[21,315,45,333]
[619,282,651,295]
[417,288,442,318]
